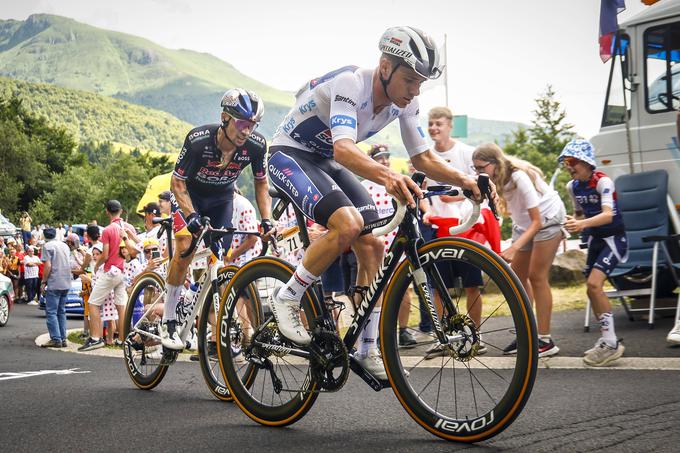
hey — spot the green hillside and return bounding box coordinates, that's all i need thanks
[0,76,191,152]
[0,14,293,136]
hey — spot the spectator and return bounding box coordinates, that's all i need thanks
[14,242,26,301]
[136,202,167,259]
[472,143,565,358]
[40,228,72,348]
[79,225,102,338]
[19,212,32,250]
[158,191,173,217]
[0,237,6,254]
[0,249,8,278]
[559,139,627,365]
[22,246,41,305]
[360,144,417,348]
[55,223,66,242]
[78,200,136,352]
[6,246,21,300]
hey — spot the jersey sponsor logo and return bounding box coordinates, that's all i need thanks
[298,99,317,115]
[177,146,188,162]
[360,100,368,110]
[308,65,359,90]
[315,129,333,146]
[188,129,211,142]
[269,164,300,197]
[282,116,297,134]
[334,95,357,107]
[330,115,356,129]
[417,126,425,138]
[390,106,400,117]
[248,133,265,146]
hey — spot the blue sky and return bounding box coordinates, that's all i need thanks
[1,0,649,137]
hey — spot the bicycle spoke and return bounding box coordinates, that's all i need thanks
[463,360,498,408]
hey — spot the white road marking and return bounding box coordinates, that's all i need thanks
[0,368,91,381]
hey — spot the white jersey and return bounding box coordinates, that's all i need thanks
[504,170,563,230]
[272,66,429,158]
[425,141,477,219]
[361,180,397,255]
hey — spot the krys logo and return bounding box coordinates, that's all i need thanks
[330,115,356,129]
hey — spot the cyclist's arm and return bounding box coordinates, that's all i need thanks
[334,139,420,206]
[411,150,476,193]
[171,175,196,215]
[254,174,272,220]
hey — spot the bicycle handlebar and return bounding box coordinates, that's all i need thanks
[371,173,493,237]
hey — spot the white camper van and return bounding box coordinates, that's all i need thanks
[591,0,680,202]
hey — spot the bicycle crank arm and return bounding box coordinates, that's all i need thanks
[348,354,390,392]
[261,357,283,394]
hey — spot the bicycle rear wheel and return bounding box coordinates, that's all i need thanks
[217,256,320,426]
[197,265,263,401]
[122,272,173,390]
[381,238,538,442]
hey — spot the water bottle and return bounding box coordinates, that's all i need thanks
[132,291,145,325]
[176,283,199,325]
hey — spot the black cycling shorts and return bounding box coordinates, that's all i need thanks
[268,146,380,228]
[170,192,233,257]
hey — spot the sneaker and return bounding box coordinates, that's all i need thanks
[502,339,517,355]
[424,342,448,360]
[399,329,417,348]
[538,338,559,357]
[41,339,64,348]
[269,288,311,346]
[667,321,680,345]
[78,337,105,352]
[583,339,625,367]
[189,353,199,362]
[357,349,387,380]
[113,339,124,347]
[160,320,184,350]
[61,340,68,348]
[27,300,38,306]
[477,342,488,355]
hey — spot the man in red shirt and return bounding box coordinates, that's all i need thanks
[78,200,136,351]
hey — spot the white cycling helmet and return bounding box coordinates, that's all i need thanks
[379,26,444,80]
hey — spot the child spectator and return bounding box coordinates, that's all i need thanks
[559,139,627,366]
[472,143,565,357]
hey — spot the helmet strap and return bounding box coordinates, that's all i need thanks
[379,62,400,100]
[220,118,238,149]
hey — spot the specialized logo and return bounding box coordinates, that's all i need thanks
[348,250,394,335]
[330,115,356,129]
[379,45,413,60]
[334,95,357,107]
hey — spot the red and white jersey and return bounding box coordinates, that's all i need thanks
[229,194,262,267]
[275,204,304,266]
[361,179,397,254]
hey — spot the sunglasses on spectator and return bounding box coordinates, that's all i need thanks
[229,115,258,133]
[471,162,493,173]
[143,248,159,254]
[562,157,580,167]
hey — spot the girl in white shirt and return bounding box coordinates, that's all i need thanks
[472,143,565,357]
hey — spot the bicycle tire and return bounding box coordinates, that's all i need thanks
[217,256,320,426]
[197,265,262,401]
[122,272,171,390]
[380,237,538,442]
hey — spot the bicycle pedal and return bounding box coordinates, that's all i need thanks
[160,349,179,366]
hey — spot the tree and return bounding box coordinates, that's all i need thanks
[500,85,576,239]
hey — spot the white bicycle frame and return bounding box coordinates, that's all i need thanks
[129,245,224,345]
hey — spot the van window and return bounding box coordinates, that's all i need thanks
[602,34,631,127]
[645,22,680,113]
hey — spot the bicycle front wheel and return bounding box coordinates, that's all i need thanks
[380,237,538,442]
[197,265,263,401]
[122,272,171,390]
[217,256,320,426]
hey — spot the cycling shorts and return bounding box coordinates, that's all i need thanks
[268,146,380,228]
[585,233,628,277]
[171,193,234,256]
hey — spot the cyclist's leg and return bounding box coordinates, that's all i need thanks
[268,148,363,344]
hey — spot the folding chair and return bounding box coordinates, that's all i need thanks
[584,169,680,330]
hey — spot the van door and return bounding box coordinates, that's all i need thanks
[638,19,680,200]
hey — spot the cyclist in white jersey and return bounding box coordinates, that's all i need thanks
[267,26,487,379]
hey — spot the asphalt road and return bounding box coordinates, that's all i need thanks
[2,303,680,452]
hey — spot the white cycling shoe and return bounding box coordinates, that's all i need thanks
[357,349,388,380]
[160,320,184,350]
[270,288,311,346]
